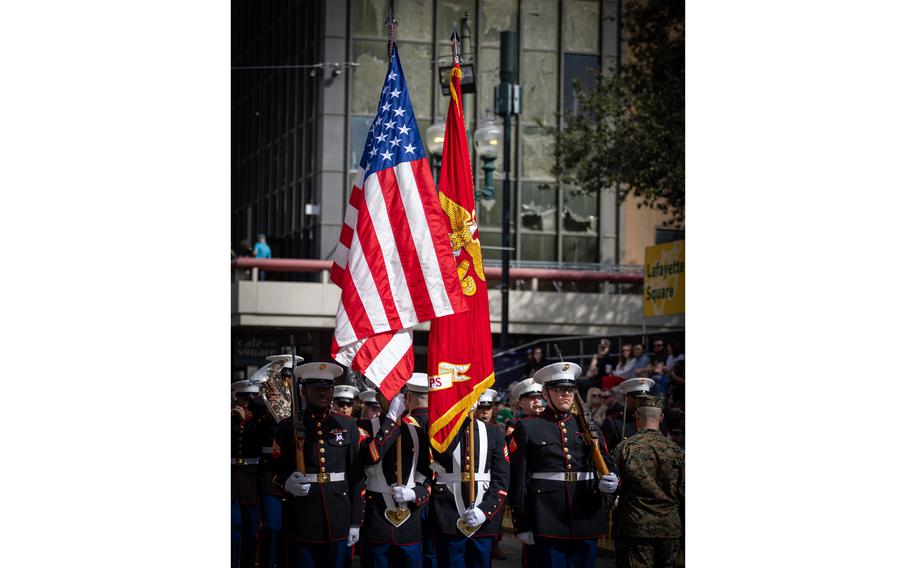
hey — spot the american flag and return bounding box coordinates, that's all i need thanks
[330,44,467,400]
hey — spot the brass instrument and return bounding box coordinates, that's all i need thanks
[249,354,302,422]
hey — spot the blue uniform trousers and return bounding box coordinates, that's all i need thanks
[258,495,282,568]
[231,502,261,568]
[433,533,493,568]
[421,506,436,568]
[285,539,348,568]
[534,537,597,568]
[360,541,422,568]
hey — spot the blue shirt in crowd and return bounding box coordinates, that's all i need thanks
[253,242,272,259]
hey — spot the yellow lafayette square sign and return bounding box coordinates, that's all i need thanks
[644,240,685,317]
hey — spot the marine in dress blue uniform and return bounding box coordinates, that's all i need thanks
[428,388,510,568]
[332,384,360,418]
[508,363,620,568]
[232,380,267,568]
[357,379,433,568]
[272,362,373,568]
[255,354,305,568]
[402,374,436,568]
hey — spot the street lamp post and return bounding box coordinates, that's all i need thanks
[474,115,501,202]
[426,121,445,185]
[494,31,520,351]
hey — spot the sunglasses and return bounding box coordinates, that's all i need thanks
[591,394,602,398]
[549,386,577,395]
[334,400,353,407]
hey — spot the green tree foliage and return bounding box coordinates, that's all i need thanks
[552,0,684,225]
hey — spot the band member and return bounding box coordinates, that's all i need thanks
[332,384,360,417]
[360,390,382,420]
[232,380,267,568]
[357,379,433,568]
[257,355,303,568]
[272,362,371,568]
[508,362,620,568]
[427,403,510,568]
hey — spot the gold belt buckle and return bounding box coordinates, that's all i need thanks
[564,472,578,482]
[316,472,331,484]
[236,458,245,465]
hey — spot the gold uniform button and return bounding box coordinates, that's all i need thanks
[566,464,573,470]
[318,431,323,435]
[320,457,326,463]
[566,454,572,460]
[320,448,326,453]
[319,439,325,445]
[321,467,326,472]
[563,437,568,443]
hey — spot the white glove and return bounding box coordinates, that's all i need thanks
[598,472,619,494]
[346,526,360,547]
[283,472,311,497]
[462,507,486,528]
[391,484,416,503]
[387,393,406,422]
[516,531,535,545]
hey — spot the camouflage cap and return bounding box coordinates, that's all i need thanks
[636,395,663,409]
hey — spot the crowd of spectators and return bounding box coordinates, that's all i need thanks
[495,337,685,448]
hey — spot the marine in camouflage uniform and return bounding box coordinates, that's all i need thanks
[610,395,684,568]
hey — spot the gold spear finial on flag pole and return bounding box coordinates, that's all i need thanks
[384,6,398,63]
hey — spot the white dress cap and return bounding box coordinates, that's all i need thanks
[407,372,429,394]
[359,390,380,405]
[532,362,583,386]
[294,361,345,382]
[333,385,360,401]
[231,380,260,394]
[512,378,543,399]
[266,354,305,369]
[616,377,655,396]
[478,389,497,405]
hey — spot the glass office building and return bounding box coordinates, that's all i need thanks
[231,0,676,270]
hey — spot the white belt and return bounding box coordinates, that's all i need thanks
[435,472,492,483]
[530,471,595,482]
[232,457,260,465]
[300,472,345,483]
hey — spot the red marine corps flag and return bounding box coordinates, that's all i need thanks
[426,58,496,453]
[330,44,467,400]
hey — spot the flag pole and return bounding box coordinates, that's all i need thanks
[450,25,460,65]
[384,7,398,63]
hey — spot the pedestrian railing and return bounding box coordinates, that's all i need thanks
[231,257,644,293]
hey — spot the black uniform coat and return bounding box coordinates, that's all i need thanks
[508,408,615,540]
[428,418,510,538]
[357,414,433,545]
[273,410,371,543]
[232,401,271,505]
[253,411,283,497]
[407,406,429,430]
